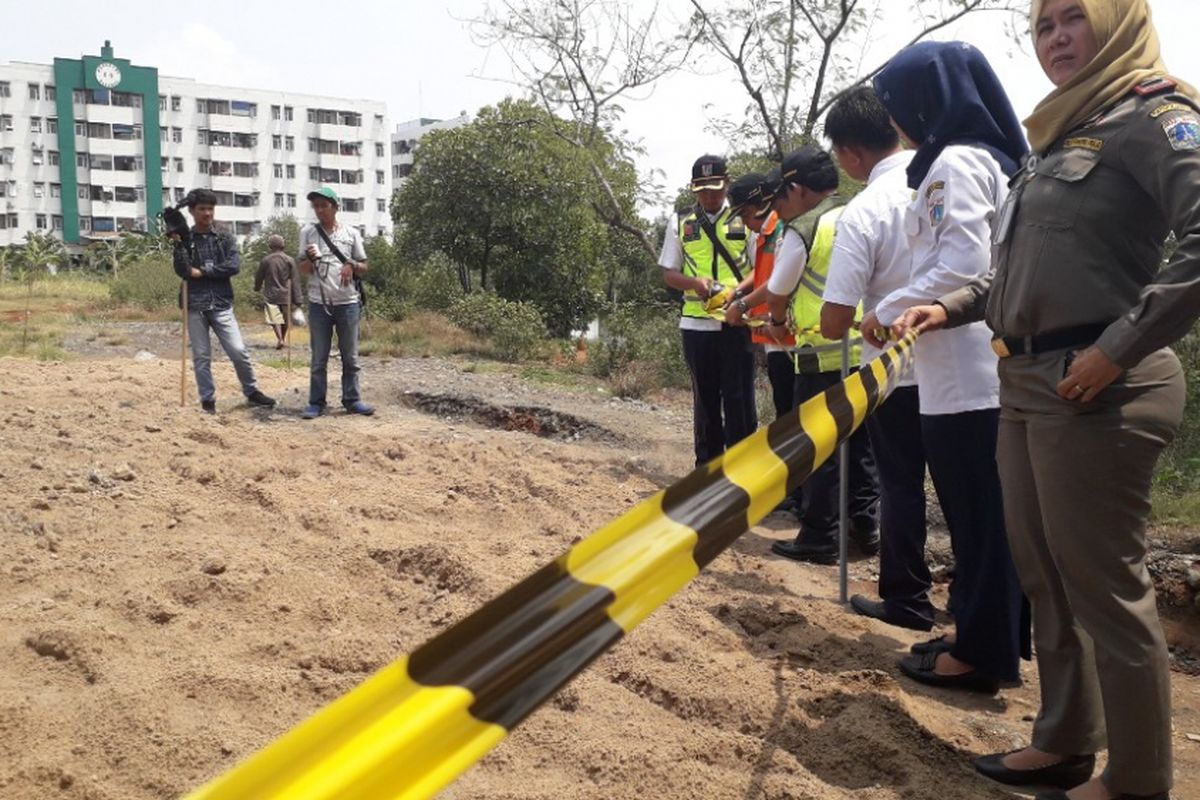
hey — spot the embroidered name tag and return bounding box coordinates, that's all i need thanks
[1064,137,1104,152]
[1162,115,1200,151]
[1151,102,1193,119]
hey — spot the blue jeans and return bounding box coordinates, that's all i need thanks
[308,301,362,407]
[187,307,258,403]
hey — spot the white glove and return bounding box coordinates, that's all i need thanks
[291,308,307,327]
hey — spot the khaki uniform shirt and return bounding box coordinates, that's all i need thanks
[941,81,1200,370]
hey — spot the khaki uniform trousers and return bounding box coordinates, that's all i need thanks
[996,347,1184,795]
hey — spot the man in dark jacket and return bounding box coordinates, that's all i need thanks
[171,189,275,413]
[254,234,303,348]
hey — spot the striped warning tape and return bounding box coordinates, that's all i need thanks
[185,332,918,800]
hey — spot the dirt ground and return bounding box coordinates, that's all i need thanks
[1,323,1199,800]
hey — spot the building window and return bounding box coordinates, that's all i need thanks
[286,164,295,179]
[377,198,386,212]
[0,82,10,98]
[159,95,167,111]
[171,95,181,111]
[52,215,63,231]
[44,85,55,101]
[374,114,384,126]
[0,148,14,165]
[287,193,296,208]
[46,118,57,134]
[376,170,385,185]
[175,157,184,173]
[75,121,87,136]
[272,134,281,150]
[160,126,168,142]
[33,182,45,198]
[273,164,283,178]
[30,117,42,133]
[271,105,281,120]
[0,115,12,132]
[50,183,61,198]
[342,198,364,212]
[231,100,257,117]
[174,187,185,202]
[36,214,47,230]
[233,162,258,178]
[274,193,284,209]
[376,142,385,157]
[48,151,59,166]
[31,147,44,166]
[29,84,40,100]
[77,184,90,200]
[284,136,294,151]
[284,105,293,121]
[172,127,182,143]
[79,216,91,232]
[161,157,169,172]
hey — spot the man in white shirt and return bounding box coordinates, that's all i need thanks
[820,87,934,631]
[659,155,756,465]
[298,186,373,419]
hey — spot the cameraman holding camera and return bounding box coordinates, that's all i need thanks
[171,189,276,414]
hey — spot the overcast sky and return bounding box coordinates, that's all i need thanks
[4,0,1199,213]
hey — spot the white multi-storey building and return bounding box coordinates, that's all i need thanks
[0,41,393,248]
[390,114,469,187]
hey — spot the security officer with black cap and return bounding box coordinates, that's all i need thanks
[734,146,879,563]
[659,155,756,465]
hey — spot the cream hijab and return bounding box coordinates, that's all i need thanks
[1025,0,1198,151]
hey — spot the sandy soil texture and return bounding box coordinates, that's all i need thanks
[1,352,1198,800]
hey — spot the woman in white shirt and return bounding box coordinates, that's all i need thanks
[866,41,1030,695]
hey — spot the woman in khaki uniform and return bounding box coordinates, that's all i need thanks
[896,1,1200,798]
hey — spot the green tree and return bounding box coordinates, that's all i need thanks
[19,232,67,277]
[243,215,302,269]
[393,98,642,336]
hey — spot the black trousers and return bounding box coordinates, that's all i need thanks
[766,350,795,418]
[793,370,879,547]
[681,325,758,465]
[922,408,1030,683]
[865,385,934,626]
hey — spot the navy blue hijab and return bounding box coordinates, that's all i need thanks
[873,41,1028,190]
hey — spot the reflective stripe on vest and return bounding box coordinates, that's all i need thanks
[677,206,749,319]
[785,195,862,373]
[750,212,794,346]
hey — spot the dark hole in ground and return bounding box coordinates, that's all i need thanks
[400,391,622,444]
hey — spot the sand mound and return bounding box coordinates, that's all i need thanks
[1,355,1197,799]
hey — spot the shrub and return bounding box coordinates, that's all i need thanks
[450,292,547,362]
[109,255,179,309]
[588,304,690,395]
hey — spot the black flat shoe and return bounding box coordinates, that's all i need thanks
[851,527,880,556]
[974,751,1095,789]
[898,651,1000,694]
[246,390,277,408]
[849,595,934,632]
[771,539,837,565]
[910,635,953,655]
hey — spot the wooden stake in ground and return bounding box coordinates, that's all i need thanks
[20,272,33,354]
[286,279,293,371]
[180,280,189,407]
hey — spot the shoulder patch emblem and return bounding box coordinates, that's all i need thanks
[1064,136,1104,152]
[924,180,945,199]
[927,189,946,227]
[1135,77,1178,97]
[1151,102,1194,119]
[1162,115,1200,151]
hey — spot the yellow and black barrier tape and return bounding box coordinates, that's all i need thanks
[185,332,919,800]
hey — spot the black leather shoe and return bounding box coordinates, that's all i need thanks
[1035,793,1167,800]
[201,400,216,415]
[974,751,1095,789]
[246,390,276,408]
[850,595,934,632]
[898,651,1000,694]
[910,635,953,655]
[851,526,880,556]
[771,539,837,565]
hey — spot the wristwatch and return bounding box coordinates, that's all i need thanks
[733,298,749,313]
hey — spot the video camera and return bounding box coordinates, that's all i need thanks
[160,190,198,245]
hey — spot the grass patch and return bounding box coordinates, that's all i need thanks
[358,311,496,360]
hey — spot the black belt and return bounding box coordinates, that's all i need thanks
[991,322,1112,358]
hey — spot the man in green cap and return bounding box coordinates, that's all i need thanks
[298,186,373,418]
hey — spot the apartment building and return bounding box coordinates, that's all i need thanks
[390,114,469,188]
[0,41,393,248]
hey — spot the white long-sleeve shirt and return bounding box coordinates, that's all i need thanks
[874,145,1004,415]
